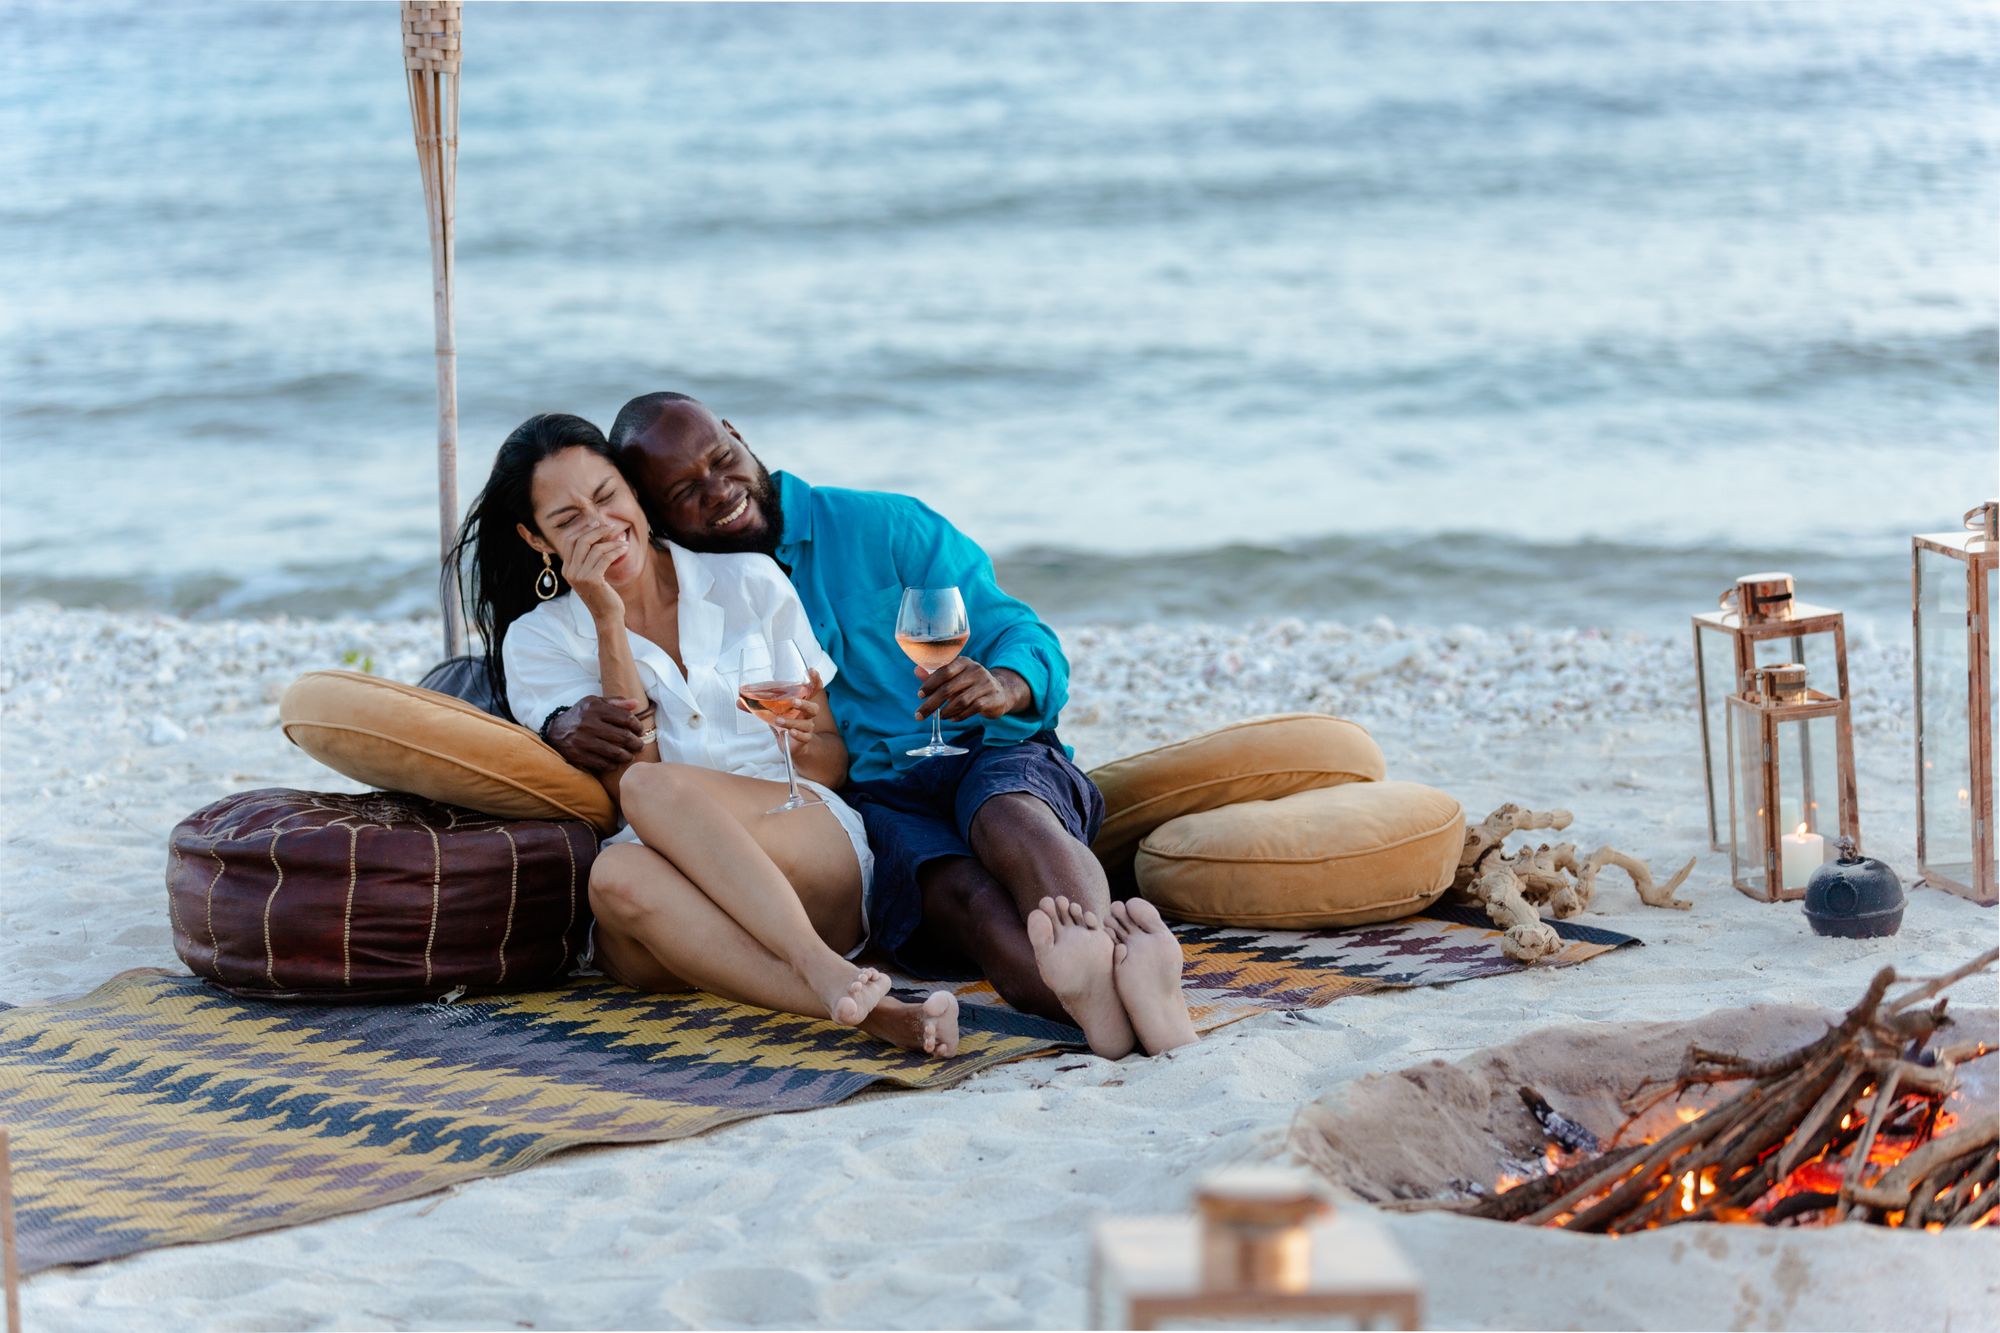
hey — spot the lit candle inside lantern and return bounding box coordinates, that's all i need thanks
[1782,822,1825,889]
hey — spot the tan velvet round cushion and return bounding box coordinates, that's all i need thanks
[1088,713,1386,873]
[280,670,617,834]
[1135,781,1466,929]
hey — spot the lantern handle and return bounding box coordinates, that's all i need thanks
[1965,501,1999,546]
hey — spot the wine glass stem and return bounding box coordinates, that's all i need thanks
[931,712,945,750]
[779,726,801,801]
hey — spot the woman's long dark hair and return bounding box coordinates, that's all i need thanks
[443,412,618,714]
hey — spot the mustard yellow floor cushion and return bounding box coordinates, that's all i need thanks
[280,670,618,835]
[1088,713,1386,874]
[1136,780,1465,929]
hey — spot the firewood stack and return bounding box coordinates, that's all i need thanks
[1438,949,1998,1233]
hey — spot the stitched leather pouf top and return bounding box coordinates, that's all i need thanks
[168,787,597,1002]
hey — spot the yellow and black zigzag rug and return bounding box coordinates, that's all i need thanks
[0,903,1633,1272]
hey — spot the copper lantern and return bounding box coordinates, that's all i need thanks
[1913,502,1997,906]
[1088,1168,1422,1330]
[1726,663,1859,902]
[1693,573,1850,852]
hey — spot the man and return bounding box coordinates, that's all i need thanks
[544,392,1194,1059]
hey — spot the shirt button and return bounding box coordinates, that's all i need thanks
[689,714,703,728]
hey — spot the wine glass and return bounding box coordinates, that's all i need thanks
[736,637,822,814]
[897,587,970,758]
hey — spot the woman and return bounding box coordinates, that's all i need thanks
[449,413,958,1058]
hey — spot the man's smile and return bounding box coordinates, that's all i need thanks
[713,494,752,530]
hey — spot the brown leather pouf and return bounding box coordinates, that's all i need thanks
[168,787,597,1001]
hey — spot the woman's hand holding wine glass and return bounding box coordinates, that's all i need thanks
[736,638,825,814]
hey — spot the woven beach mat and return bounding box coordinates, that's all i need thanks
[0,904,1634,1272]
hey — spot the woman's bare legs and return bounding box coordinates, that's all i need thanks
[617,762,889,1023]
[590,845,958,1057]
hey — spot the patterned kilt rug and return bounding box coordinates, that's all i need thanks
[0,902,1634,1272]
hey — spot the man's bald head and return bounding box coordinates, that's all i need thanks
[608,392,780,555]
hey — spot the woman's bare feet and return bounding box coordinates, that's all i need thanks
[919,990,959,1058]
[825,966,892,1026]
[861,990,960,1060]
[1027,896,1136,1060]
[1106,898,1199,1055]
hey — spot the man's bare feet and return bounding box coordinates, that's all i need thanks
[1107,898,1199,1055]
[861,991,960,1060]
[827,966,892,1025]
[1027,895,1136,1060]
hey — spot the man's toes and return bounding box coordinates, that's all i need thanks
[1027,906,1057,951]
[1127,897,1171,934]
[1080,908,1103,931]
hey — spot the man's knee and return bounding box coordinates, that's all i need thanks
[969,792,1097,874]
[970,791,1062,840]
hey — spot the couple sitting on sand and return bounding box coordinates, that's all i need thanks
[449,393,1198,1062]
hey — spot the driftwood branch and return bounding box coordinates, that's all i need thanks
[1450,804,1694,962]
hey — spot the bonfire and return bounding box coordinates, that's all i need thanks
[1417,949,1998,1233]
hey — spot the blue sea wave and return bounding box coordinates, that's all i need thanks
[1,0,1995,625]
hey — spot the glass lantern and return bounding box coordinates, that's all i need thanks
[1693,573,1850,850]
[1913,501,1997,906]
[1726,663,1859,902]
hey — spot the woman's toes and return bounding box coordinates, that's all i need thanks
[920,991,959,1059]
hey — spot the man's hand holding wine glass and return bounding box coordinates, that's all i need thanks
[913,658,1031,722]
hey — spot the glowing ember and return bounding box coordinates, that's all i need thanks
[1481,1045,1996,1232]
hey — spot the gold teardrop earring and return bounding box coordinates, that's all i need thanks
[534,551,559,601]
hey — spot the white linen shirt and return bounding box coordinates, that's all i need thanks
[503,541,839,828]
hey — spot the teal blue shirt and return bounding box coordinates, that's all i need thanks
[772,472,1070,783]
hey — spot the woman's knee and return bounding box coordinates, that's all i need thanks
[588,845,660,926]
[617,761,706,816]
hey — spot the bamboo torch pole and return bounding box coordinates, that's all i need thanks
[2,1128,19,1333]
[402,2,466,659]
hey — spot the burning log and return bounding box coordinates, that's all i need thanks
[1520,1086,1601,1156]
[1429,950,2000,1234]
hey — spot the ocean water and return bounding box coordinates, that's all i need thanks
[1,1,1995,634]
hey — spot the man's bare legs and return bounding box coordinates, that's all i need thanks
[591,845,958,1057]
[910,792,1115,1022]
[911,792,1194,1058]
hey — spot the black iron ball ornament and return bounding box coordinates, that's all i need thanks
[1803,837,1906,939]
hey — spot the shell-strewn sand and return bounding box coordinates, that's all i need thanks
[3,606,1995,1331]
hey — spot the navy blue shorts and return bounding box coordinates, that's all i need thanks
[844,730,1104,980]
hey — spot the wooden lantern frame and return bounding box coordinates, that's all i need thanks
[1724,668,1859,903]
[1693,575,1849,852]
[1913,502,1997,906]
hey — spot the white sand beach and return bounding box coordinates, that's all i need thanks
[3,605,1995,1331]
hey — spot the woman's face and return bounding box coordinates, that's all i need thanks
[519,447,652,587]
